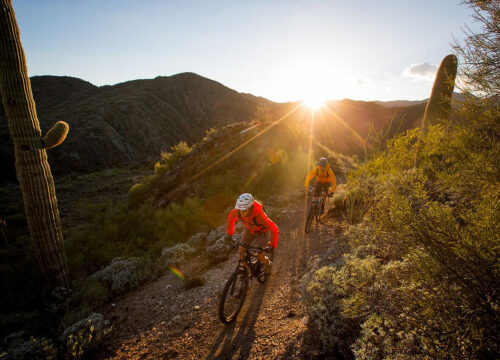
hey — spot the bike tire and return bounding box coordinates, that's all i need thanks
[257,261,267,283]
[218,268,249,324]
[304,205,315,233]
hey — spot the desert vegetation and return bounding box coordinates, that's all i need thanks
[302,2,499,358]
[1,0,498,358]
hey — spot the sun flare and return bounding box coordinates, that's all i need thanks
[301,88,330,110]
[302,97,327,110]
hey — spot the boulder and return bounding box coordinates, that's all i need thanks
[187,232,207,249]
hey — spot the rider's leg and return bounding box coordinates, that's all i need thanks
[239,229,252,271]
[257,233,272,276]
[255,232,270,265]
[320,190,327,213]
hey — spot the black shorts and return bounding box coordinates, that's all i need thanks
[314,182,330,196]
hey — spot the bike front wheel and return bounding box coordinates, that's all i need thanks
[304,205,315,233]
[218,267,249,324]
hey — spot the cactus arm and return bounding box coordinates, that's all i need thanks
[43,121,69,149]
[0,0,69,287]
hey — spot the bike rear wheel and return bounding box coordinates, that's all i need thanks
[218,268,249,324]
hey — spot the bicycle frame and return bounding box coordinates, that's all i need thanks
[237,242,266,280]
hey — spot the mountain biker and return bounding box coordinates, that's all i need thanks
[226,193,278,277]
[304,157,336,214]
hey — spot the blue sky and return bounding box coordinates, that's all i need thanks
[14,0,478,102]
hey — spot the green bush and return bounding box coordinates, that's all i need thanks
[65,196,208,278]
[304,105,500,358]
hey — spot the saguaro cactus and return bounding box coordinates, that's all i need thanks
[415,54,458,167]
[0,0,69,287]
[421,54,458,132]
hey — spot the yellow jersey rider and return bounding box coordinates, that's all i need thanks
[304,157,336,214]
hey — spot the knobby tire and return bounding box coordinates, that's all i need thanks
[305,205,315,233]
[219,267,249,324]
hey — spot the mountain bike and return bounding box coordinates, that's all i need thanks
[304,190,333,233]
[218,240,274,324]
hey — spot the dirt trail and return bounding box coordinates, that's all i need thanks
[100,202,343,359]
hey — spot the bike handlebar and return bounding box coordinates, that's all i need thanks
[230,238,273,253]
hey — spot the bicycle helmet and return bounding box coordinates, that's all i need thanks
[235,193,254,210]
[318,157,328,167]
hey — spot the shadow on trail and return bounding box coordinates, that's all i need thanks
[206,281,269,360]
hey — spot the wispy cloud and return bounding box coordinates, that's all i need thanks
[402,62,437,81]
[356,73,396,91]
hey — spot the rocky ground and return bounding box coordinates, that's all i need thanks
[99,200,345,360]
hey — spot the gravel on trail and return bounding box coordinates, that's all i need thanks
[100,202,344,360]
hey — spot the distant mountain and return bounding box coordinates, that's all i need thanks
[373,92,465,108]
[0,72,429,185]
[0,73,261,184]
[374,99,427,107]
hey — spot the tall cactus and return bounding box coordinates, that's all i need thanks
[0,0,69,287]
[421,54,458,132]
[415,54,458,167]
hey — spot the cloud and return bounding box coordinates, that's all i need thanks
[402,62,438,81]
[356,73,396,91]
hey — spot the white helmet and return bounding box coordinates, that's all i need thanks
[235,193,254,210]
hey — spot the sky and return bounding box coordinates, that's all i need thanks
[13,0,479,103]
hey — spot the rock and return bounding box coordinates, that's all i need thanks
[205,238,232,260]
[161,243,198,267]
[187,232,208,249]
[205,227,226,246]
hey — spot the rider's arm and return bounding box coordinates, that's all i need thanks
[304,167,317,189]
[257,212,279,248]
[226,209,238,236]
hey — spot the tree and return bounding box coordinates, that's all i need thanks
[453,0,500,100]
[0,0,70,287]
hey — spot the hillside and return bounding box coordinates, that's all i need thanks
[267,99,427,154]
[0,72,429,185]
[0,73,261,184]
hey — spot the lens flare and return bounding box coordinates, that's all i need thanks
[168,266,185,279]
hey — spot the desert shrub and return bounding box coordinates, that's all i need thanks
[161,243,199,267]
[304,113,500,358]
[302,256,381,357]
[0,236,47,337]
[0,332,57,360]
[64,200,157,277]
[129,141,193,207]
[65,195,209,279]
[60,313,111,360]
[158,141,192,167]
[90,257,151,295]
[202,170,241,197]
[154,197,209,245]
[202,127,217,142]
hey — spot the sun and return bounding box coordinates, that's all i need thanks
[302,97,327,110]
[301,88,329,110]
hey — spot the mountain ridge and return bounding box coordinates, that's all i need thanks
[0,72,428,185]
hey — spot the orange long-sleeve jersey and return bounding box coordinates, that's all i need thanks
[304,163,336,192]
[226,201,279,248]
